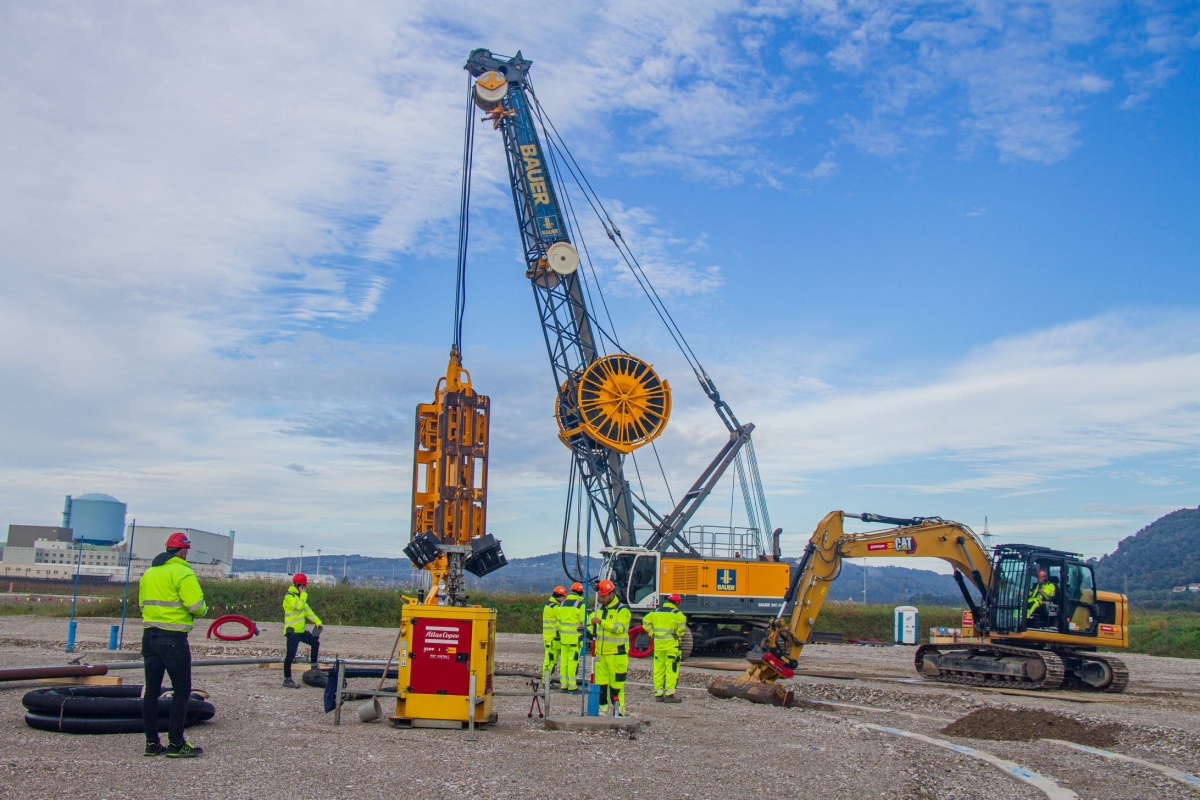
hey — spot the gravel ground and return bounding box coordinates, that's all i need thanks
[1,616,1198,800]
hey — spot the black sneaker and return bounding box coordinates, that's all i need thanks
[282,678,300,689]
[165,742,203,758]
[144,742,166,757]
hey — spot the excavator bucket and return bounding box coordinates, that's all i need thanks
[706,676,794,708]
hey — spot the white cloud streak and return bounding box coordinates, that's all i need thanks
[0,3,1195,559]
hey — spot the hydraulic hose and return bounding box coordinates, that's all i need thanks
[628,625,653,658]
[206,614,259,641]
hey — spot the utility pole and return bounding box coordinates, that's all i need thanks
[316,549,321,577]
[299,545,304,573]
[342,555,347,581]
[862,560,867,605]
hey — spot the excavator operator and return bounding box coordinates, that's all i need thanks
[1027,568,1057,622]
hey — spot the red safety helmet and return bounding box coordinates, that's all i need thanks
[1037,569,1047,579]
[165,532,191,550]
[667,593,682,605]
[597,579,616,596]
[570,582,584,594]
[552,585,567,597]
[293,573,308,585]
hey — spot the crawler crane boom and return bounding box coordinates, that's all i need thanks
[465,48,789,650]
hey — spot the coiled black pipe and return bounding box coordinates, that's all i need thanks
[21,685,215,735]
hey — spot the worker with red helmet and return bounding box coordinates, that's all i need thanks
[542,586,567,682]
[590,578,632,716]
[139,532,207,758]
[642,592,688,702]
[282,572,323,688]
[556,582,587,692]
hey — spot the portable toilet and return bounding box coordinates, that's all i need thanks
[894,605,919,645]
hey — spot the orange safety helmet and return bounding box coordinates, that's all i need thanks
[667,593,682,605]
[552,585,567,597]
[293,573,308,585]
[165,532,191,550]
[570,582,584,594]
[597,579,616,596]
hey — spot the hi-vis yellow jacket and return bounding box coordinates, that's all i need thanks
[283,585,322,634]
[590,595,631,656]
[542,596,561,645]
[140,555,207,633]
[558,592,586,644]
[643,601,687,655]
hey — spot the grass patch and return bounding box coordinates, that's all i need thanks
[4,581,1198,658]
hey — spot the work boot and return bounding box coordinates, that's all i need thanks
[655,695,664,702]
[144,741,166,757]
[165,742,204,758]
[663,694,682,704]
[282,678,300,689]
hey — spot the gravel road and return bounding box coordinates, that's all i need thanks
[1,615,1198,800]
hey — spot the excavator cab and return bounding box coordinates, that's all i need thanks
[985,545,1099,637]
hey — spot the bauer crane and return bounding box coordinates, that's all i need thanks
[708,511,1130,707]
[463,48,788,653]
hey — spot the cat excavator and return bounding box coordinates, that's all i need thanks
[708,511,1130,706]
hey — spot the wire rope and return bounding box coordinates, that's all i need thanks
[452,74,476,353]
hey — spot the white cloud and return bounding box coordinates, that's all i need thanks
[0,3,1196,563]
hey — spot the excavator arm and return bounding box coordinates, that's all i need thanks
[708,510,992,706]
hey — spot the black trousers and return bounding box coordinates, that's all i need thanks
[284,630,320,679]
[141,628,192,747]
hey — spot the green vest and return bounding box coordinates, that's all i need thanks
[542,597,561,644]
[643,602,687,653]
[591,596,631,655]
[283,585,322,634]
[558,593,585,643]
[140,556,207,632]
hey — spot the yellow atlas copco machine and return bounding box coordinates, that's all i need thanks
[708,511,1130,707]
[392,95,509,725]
[392,350,500,729]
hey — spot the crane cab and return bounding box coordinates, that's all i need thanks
[599,527,791,654]
[983,544,1127,648]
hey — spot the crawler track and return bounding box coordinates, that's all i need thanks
[915,645,1130,693]
[915,643,1066,690]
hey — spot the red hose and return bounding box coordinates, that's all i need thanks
[628,624,653,658]
[206,614,259,641]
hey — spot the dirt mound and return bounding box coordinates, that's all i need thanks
[942,707,1122,747]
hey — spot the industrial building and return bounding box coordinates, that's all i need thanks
[0,494,234,583]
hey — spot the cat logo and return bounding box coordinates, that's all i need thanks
[716,568,737,592]
[894,536,917,553]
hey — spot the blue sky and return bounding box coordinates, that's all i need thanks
[2,2,1198,571]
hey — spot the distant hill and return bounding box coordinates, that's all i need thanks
[234,552,965,607]
[1094,506,1200,609]
[825,562,964,607]
[233,552,603,594]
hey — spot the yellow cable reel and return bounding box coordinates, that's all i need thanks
[556,354,671,454]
